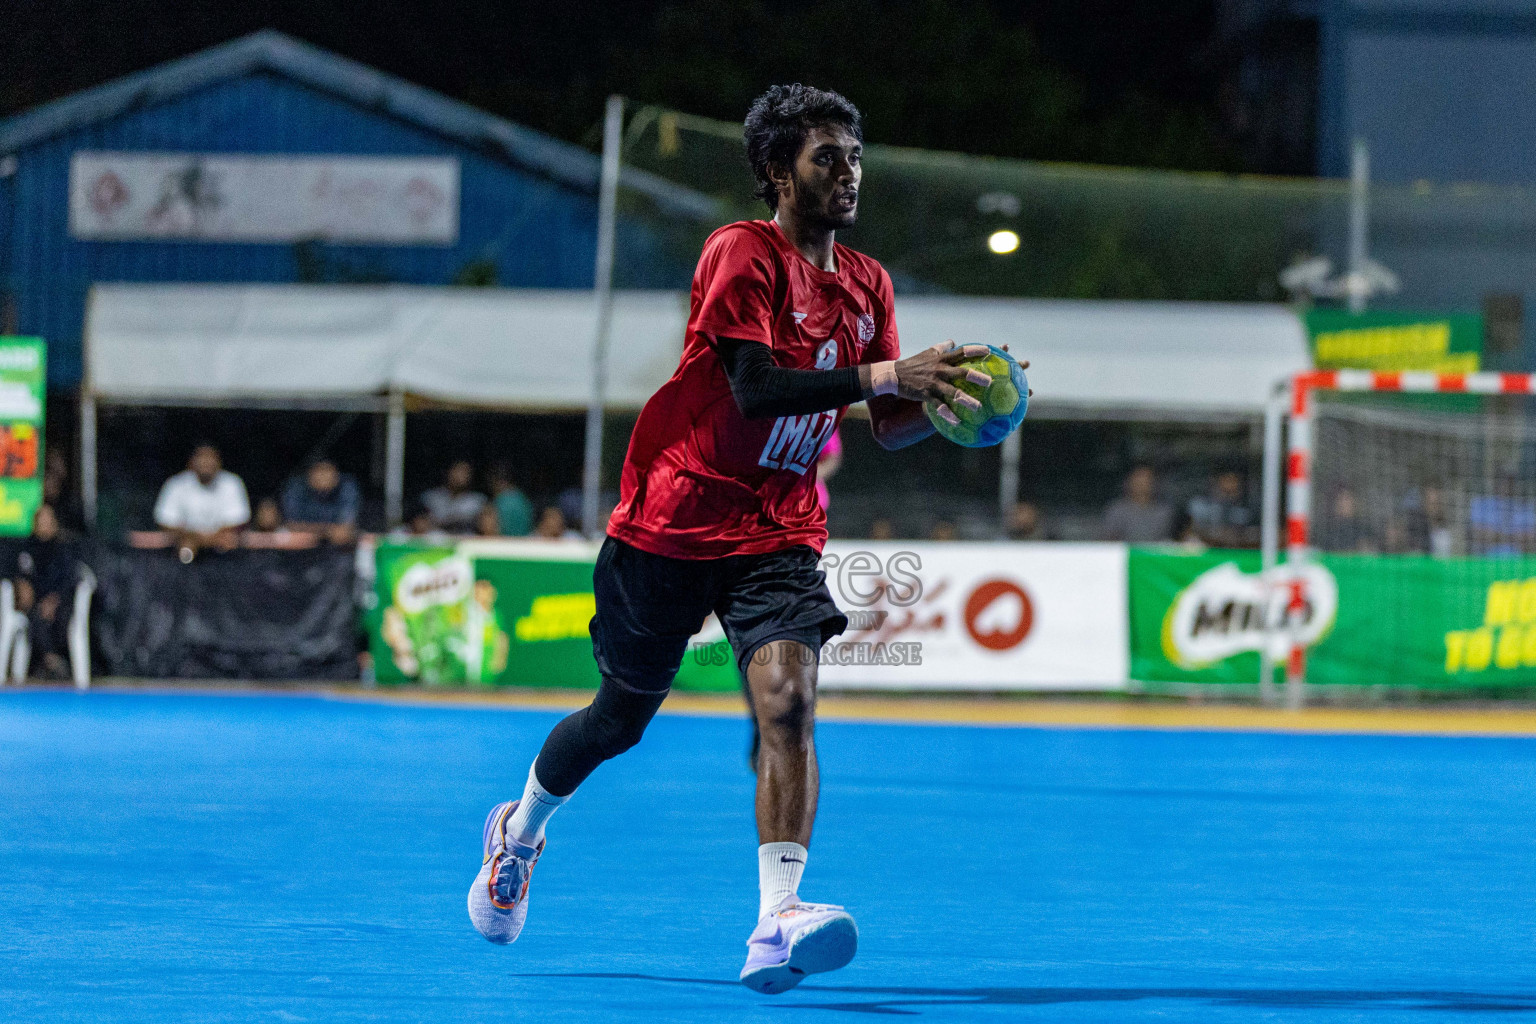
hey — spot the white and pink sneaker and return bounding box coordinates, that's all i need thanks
[739,898,858,994]
[467,800,543,944]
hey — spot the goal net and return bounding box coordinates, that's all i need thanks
[1310,392,1536,560]
[1285,371,1536,689]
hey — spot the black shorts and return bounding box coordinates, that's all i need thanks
[589,536,848,693]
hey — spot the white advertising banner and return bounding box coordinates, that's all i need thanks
[69,152,459,244]
[813,541,1129,691]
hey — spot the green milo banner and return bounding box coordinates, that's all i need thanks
[0,338,45,536]
[1304,310,1482,373]
[1130,548,1273,684]
[1131,547,1536,688]
[367,540,736,690]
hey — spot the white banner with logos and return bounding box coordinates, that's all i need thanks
[813,541,1129,690]
[69,152,459,244]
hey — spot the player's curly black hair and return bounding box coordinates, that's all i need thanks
[744,84,863,212]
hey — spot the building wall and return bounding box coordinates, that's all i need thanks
[1319,0,1536,183]
[0,72,684,385]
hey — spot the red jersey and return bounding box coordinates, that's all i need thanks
[606,219,901,560]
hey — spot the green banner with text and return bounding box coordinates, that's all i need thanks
[0,338,45,536]
[1304,310,1482,372]
[367,540,736,690]
[1131,547,1536,689]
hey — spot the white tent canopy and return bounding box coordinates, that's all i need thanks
[86,284,1308,414]
[82,283,1310,526]
[86,285,690,410]
[893,297,1308,418]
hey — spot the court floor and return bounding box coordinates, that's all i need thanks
[4,688,1536,1022]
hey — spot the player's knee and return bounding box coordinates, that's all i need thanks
[584,680,666,760]
[588,707,650,759]
[750,655,816,748]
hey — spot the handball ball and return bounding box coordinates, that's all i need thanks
[924,344,1029,448]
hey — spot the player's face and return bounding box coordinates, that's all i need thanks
[786,125,861,229]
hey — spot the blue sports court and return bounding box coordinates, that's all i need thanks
[4,689,1536,1022]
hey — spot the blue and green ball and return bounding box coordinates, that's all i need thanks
[924,345,1029,448]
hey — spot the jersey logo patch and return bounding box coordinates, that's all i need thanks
[814,338,838,369]
[857,313,876,344]
[758,410,837,475]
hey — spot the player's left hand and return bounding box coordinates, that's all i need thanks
[893,341,992,411]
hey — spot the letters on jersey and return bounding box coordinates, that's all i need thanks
[759,411,839,474]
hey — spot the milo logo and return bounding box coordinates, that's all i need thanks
[1162,562,1338,668]
[396,556,474,614]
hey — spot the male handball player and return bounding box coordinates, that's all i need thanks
[468,83,1026,994]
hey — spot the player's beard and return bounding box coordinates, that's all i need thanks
[790,170,857,231]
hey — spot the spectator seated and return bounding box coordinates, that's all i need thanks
[487,462,534,537]
[153,443,250,555]
[421,460,487,534]
[1186,470,1257,548]
[0,504,97,689]
[1101,466,1174,543]
[280,459,360,544]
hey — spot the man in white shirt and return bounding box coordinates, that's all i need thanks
[154,444,250,553]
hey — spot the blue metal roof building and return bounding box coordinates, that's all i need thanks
[0,31,714,386]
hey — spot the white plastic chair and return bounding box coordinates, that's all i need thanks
[0,579,28,685]
[0,568,96,688]
[70,566,97,691]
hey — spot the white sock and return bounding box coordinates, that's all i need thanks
[505,763,568,847]
[758,842,807,919]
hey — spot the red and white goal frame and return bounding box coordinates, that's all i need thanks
[1271,369,1536,699]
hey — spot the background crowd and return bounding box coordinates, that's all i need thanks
[132,437,1295,552]
[145,446,580,550]
[68,424,1511,558]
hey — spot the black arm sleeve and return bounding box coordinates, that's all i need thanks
[717,338,867,420]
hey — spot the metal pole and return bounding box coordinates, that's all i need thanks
[997,428,1022,532]
[1284,375,1315,709]
[385,389,405,528]
[80,393,97,533]
[1258,384,1285,704]
[582,95,624,539]
[1347,137,1370,314]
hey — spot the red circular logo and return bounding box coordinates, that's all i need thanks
[963,579,1033,651]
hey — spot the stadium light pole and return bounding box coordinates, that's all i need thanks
[1347,138,1370,314]
[582,95,624,539]
[1277,141,1395,308]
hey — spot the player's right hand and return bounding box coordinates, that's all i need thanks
[893,340,993,411]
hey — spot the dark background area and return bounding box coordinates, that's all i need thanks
[1,0,1267,173]
[4,1,1280,540]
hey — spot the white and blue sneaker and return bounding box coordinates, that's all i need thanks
[739,897,859,994]
[467,800,543,944]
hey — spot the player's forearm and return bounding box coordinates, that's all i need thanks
[867,395,936,450]
[719,338,865,419]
